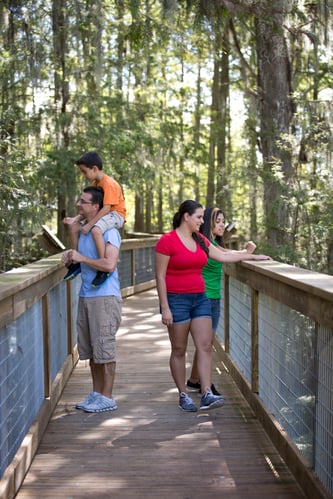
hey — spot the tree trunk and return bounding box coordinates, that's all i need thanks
[206,34,220,206]
[255,1,294,249]
[216,26,231,213]
[134,192,144,232]
[52,0,72,246]
[193,61,202,202]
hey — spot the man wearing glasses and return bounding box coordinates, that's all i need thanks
[63,151,126,287]
[62,185,122,413]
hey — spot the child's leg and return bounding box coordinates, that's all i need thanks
[90,214,124,287]
[91,226,105,258]
[91,213,124,256]
[69,222,80,250]
[90,225,111,288]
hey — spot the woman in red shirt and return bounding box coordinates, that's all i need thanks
[155,200,271,412]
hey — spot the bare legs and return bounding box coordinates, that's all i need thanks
[188,333,215,388]
[89,360,116,398]
[188,350,200,385]
[91,226,105,259]
[167,317,213,394]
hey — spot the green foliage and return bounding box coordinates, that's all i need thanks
[0,137,50,271]
[0,0,333,274]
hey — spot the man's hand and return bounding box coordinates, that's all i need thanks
[61,250,72,266]
[70,249,83,263]
[62,249,84,265]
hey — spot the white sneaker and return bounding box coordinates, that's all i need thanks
[75,391,100,410]
[83,394,118,413]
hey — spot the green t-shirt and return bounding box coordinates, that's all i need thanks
[202,240,223,299]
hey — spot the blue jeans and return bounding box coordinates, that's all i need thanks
[209,298,221,332]
[167,292,211,325]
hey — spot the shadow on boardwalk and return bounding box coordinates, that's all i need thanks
[16,289,306,499]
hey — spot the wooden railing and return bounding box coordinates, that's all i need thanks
[215,260,333,499]
[1,241,332,499]
[0,237,158,499]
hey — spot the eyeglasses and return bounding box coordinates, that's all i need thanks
[77,198,93,205]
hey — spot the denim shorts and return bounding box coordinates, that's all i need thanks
[209,298,221,332]
[167,292,212,325]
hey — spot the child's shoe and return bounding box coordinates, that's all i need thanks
[64,262,81,280]
[92,271,111,288]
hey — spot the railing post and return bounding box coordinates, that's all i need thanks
[66,281,73,355]
[42,294,51,398]
[224,274,230,352]
[131,248,136,287]
[251,289,259,393]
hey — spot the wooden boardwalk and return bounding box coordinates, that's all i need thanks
[16,289,306,499]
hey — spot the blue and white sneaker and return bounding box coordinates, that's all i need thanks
[200,391,225,410]
[64,262,81,281]
[91,271,111,288]
[83,394,118,413]
[75,391,100,410]
[178,392,197,412]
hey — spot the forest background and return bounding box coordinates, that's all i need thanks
[0,0,332,274]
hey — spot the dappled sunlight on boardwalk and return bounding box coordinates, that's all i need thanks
[16,289,306,499]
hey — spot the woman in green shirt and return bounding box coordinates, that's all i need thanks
[186,207,256,395]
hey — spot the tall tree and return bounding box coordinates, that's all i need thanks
[52,0,73,245]
[255,1,294,249]
[1,0,333,275]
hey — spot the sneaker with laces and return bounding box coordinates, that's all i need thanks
[75,391,100,410]
[92,271,111,288]
[178,392,197,412]
[186,379,221,396]
[200,391,225,410]
[64,262,81,281]
[83,394,118,413]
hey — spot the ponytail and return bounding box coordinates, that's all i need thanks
[172,212,182,229]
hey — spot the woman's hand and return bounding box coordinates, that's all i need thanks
[161,307,173,326]
[251,254,272,261]
[245,241,256,253]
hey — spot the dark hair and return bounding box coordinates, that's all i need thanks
[76,151,103,170]
[200,207,225,248]
[172,200,209,256]
[172,200,203,228]
[83,186,104,209]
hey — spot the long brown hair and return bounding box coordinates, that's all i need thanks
[200,207,225,248]
[172,200,209,256]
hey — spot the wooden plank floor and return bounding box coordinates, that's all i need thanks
[16,289,306,499]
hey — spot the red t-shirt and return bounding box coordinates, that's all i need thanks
[155,230,210,293]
